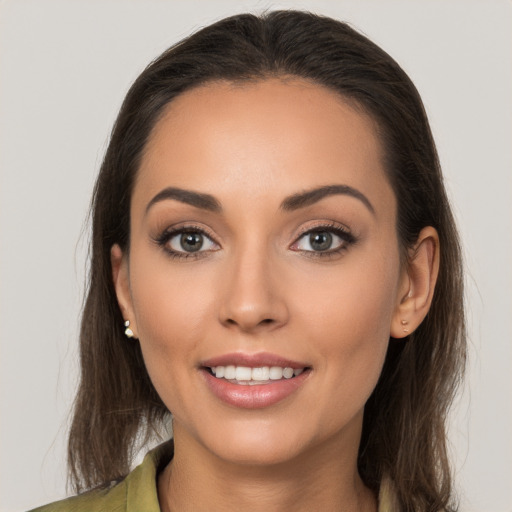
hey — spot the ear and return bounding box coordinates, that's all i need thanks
[390,226,440,339]
[111,244,138,338]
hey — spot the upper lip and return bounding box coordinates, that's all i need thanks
[201,352,310,370]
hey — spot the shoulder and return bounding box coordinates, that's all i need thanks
[28,441,173,512]
[28,482,126,512]
[378,474,401,512]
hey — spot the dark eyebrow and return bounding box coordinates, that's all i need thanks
[280,184,375,215]
[145,187,222,214]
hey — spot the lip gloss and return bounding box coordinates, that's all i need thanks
[202,368,310,409]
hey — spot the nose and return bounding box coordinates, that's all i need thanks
[218,248,289,333]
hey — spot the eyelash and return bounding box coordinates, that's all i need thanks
[154,225,219,260]
[290,222,357,259]
[154,222,357,260]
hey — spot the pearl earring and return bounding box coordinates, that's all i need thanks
[401,319,410,333]
[124,320,134,338]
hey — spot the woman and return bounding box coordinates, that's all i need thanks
[32,10,465,512]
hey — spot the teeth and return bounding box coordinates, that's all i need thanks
[224,365,236,380]
[269,366,283,380]
[210,365,305,382]
[235,366,252,380]
[252,366,270,381]
[282,367,294,379]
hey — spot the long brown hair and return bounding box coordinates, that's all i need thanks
[68,11,465,510]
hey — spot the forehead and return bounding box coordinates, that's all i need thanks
[136,78,394,215]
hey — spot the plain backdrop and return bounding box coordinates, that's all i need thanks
[0,1,511,511]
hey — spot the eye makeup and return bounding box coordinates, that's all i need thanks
[152,223,220,260]
[152,219,358,261]
[290,221,358,260]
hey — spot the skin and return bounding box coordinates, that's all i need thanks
[112,78,439,511]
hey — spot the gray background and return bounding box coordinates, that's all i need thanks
[1,1,511,510]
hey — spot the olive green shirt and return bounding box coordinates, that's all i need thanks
[30,442,399,511]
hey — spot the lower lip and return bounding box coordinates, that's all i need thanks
[202,369,310,409]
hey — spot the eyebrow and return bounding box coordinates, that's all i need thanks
[280,184,375,214]
[145,183,375,216]
[146,187,222,214]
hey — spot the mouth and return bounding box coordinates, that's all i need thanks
[200,353,311,409]
[205,365,307,385]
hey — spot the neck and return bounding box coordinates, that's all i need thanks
[158,421,377,512]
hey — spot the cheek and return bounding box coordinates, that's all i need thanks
[127,253,218,404]
[293,248,400,399]
[131,254,214,344]
[295,248,400,339]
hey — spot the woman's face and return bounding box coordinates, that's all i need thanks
[114,78,408,466]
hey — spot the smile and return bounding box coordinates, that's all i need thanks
[209,365,305,385]
[200,354,311,409]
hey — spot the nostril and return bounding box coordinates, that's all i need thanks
[226,318,274,325]
[223,317,276,330]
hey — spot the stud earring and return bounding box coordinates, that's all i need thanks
[124,320,134,338]
[401,319,410,334]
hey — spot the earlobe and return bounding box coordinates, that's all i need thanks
[111,244,138,338]
[390,227,440,339]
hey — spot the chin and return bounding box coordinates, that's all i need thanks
[191,409,351,469]
[178,412,311,467]
[211,433,307,467]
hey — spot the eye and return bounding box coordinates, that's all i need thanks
[168,231,214,253]
[156,227,219,257]
[295,231,342,252]
[291,226,356,254]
